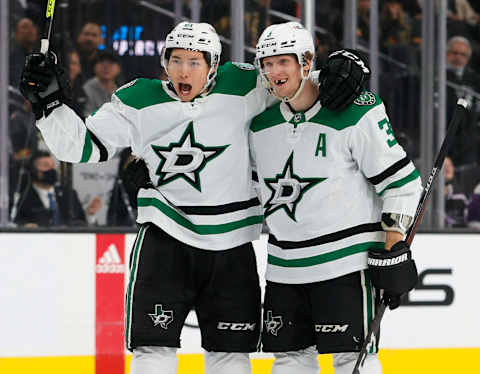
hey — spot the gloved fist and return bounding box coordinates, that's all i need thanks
[368,240,418,310]
[20,51,70,120]
[123,158,154,194]
[318,49,371,111]
[382,292,403,310]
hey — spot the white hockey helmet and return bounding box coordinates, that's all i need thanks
[255,22,315,101]
[161,22,222,91]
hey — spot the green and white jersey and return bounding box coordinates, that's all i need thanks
[37,62,270,250]
[249,92,422,284]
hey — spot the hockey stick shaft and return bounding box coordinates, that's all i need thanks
[352,99,469,374]
[40,0,56,54]
[405,98,469,244]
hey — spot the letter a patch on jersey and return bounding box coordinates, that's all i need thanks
[151,122,229,192]
[263,152,326,221]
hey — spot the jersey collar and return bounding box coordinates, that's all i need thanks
[279,98,322,125]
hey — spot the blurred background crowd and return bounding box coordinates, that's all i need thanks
[3,0,480,230]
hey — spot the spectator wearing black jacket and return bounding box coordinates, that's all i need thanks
[10,17,39,88]
[446,36,480,167]
[14,152,88,227]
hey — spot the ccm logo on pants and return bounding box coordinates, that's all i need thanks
[217,322,256,331]
[315,324,349,333]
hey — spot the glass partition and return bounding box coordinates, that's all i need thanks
[2,0,479,231]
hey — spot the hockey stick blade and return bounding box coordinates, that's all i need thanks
[351,99,468,374]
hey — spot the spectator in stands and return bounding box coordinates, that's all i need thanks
[444,156,469,227]
[14,151,90,227]
[446,36,480,167]
[67,49,88,119]
[379,0,418,73]
[8,89,37,160]
[380,0,412,47]
[357,0,370,44]
[76,22,104,80]
[447,0,479,39]
[245,0,269,49]
[83,50,122,116]
[10,17,39,88]
[467,183,480,229]
[418,0,479,39]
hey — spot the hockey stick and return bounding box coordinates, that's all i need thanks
[41,0,56,54]
[26,0,56,88]
[352,98,469,374]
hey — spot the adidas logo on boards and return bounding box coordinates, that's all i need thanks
[96,244,125,273]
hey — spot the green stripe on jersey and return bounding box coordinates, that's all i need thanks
[138,197,263,234]
[125,225,147,349]
[250,103,283,133]
[309,92,383,131]
[378,169,420,196]
[80,130,93,162]
[250,91,383,133]
[268,241,384,267]
[210,62,258,96]
[115,78,176,109]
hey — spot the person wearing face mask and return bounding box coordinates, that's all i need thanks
[13,151,87,227]
[446,36,480,167]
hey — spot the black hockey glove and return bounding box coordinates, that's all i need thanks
[19,51,70,120]
[318,49,371,111]
[123,158,154,194]
[368,241,418,310]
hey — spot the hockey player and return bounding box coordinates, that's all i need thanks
[20,21,369,374]
[250,22,423,374]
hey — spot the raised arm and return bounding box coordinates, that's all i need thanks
[20,52,138,163]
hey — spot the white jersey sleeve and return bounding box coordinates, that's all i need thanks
[350,99,422,216]
[36,86,140,163]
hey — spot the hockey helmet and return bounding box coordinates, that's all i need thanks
[161,22,222,91]
[255,22,315,101]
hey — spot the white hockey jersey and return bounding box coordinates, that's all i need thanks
[37,62,270,250]
[249,92,423,284]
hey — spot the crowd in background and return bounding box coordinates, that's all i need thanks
[5,0,480,229]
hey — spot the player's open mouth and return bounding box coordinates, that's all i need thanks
[179,83,192,96]
[274,79,287,86]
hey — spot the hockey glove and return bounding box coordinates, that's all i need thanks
[368,241,418,310]
[20,51,70,120]
[123,158,154,194]
[318,49,371,111]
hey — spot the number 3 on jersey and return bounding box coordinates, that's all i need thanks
[378,118,397,147]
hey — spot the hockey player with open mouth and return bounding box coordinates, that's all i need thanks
[250,22,423,374]
[21,20,369,374]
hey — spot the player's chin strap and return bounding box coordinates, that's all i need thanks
[261,63,312,103]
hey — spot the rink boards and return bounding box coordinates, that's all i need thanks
[0,232,479,373]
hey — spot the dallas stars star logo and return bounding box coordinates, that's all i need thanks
[263,152,326,221]
[264,310,283,336]
[151,122,229,191]
[148,304,174,329]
